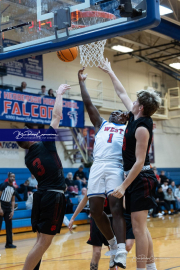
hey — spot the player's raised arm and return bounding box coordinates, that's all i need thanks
[78,68,102,129]
[50,84,71,129]
[99,59,133,111]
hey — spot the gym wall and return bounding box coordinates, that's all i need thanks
[1,49,180,168]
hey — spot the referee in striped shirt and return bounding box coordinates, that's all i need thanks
[0,173,16,248]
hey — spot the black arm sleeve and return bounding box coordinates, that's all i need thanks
[42,126,57,151]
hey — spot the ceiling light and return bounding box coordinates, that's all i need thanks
[111,45,133,53]
[169,63,180,70]
[160,5,173,16]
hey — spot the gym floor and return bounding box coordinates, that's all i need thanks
[0,215,180,270]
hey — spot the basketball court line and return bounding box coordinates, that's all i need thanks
[1,235,180,270]
[1,255,180,270]
[1,256,180,269]
[0,222,180,269]
[165,267,180,270]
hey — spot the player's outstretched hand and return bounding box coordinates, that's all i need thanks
[68,218,74,231]
[56,84,71,95]
[111,184,125,199]
[118,111,130,123]
[98,58,113,74]
[78,67,88,82]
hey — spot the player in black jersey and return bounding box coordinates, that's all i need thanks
[69,194,135,270]
[100,59,161,270]
[17,84,71,270]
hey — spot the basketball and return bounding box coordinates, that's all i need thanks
[57,47,78,62]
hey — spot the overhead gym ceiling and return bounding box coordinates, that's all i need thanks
[106,0,180,81]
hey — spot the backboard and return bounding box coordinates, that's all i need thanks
[0,0,160,62]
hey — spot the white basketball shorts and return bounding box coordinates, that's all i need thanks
[87,160,124,199]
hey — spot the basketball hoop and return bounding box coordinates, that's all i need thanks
[71,11,116,67]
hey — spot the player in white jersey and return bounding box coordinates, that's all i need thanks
[78,68,129,269]
[91,121,126,197]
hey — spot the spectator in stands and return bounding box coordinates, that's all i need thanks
[38,85,47,96]
[48,89,55,97]
[28,174,38,189]
[175,185,180,210]
[64,185,74,214]
[21,81,31,93]
[73,165,87,190]
[159,170,169,184]
[169,181,176,195]
[16,180,34,201]
[65,172,74,186]
[153,167,160,183]
[5,173,22,202]
[65,172,78,195]
[15,82,29,92]
[164,188,178,214]
[161,181,169,192]
[153,186,172,216]
[0,175,16,248]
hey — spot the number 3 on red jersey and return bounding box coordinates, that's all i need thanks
[32,158,45,176]
[107,133,114,143]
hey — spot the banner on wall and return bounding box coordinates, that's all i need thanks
[3,39,43,81]
[0,90,84,128]
[0,142,19,159]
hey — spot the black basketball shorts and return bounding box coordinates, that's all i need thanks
[125,169,158,214]
[87,215,135,247]
[87,217,109,247]
[31,190,66,235]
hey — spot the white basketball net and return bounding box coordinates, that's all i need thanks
[79,40,107,68]
[70,10,115,68]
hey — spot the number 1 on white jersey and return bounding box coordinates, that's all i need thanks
[107,133,114,143]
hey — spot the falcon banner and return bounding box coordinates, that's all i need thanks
[0,90,84,128]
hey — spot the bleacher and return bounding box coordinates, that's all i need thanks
[0,167,90,235]
[0,167,179,234]
[157,168,180,185]
[0,168,90,187]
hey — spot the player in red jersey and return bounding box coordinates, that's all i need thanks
[17,84,70,270]
[100,59,161,270]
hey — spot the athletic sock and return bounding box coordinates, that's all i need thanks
[108,236,117,247]
[136,268,146,270]
[33,259,42,270]
[146,262,157,270]
[117,243,126,251]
